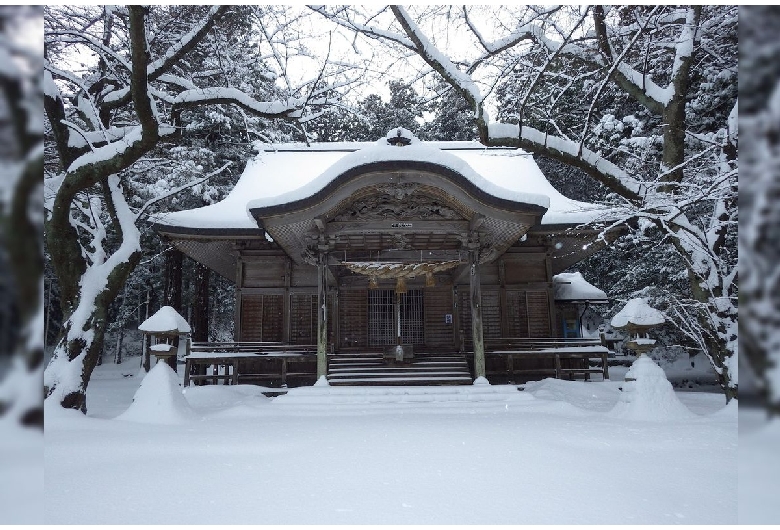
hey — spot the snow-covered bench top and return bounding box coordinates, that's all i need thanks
[188,351,316,360]
[490,345,609,354]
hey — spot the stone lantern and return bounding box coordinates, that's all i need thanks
[139,306,192,372]
[610,298,665,357]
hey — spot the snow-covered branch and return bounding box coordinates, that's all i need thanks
[170,87,306,120]
[135,162,232,219]
[147,6,228,80]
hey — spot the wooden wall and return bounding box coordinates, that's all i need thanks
[240,294,283,342]
[236,249,558,349]
[424,286,455,348]
[339,288,368,349]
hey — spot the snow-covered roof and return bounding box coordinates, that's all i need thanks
[553,272,608,303]
[152,137,610,231]
[139,306,191,334]
[611,298,665,329]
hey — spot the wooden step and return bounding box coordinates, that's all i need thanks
[327,352,472,386]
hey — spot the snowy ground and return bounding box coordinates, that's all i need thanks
[41,360,741,525]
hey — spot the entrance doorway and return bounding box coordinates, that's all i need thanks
[368,289,424,346]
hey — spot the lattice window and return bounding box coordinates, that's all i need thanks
[368,289,425,345]
[505,290,551,338]
[290,294,317,344]
[400,290,424,345]
[241,294,283,342]
[458,290,501,341]
[368,289,395,346]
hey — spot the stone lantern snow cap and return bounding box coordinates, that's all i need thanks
[139,305,191,335]
[610,297,665,331]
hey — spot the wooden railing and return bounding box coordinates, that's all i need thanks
[184,342,330,387]
[485,337,602,350]
[467,337,610,380]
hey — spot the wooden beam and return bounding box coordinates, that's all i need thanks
[469,214,485,232]
[327,219,469,235]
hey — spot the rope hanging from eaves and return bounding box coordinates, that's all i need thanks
[344,260,462,279]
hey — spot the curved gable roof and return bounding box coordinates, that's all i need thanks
[151,139,610,234]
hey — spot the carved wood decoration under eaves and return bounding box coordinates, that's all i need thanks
[262,173,540,266]
[332,186,462,222]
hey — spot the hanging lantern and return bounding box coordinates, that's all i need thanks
[395,276,407,294]
[368,276,379,289]
[425,271,436,288]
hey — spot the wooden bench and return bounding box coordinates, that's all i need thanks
[184,343,328,387]
[468,338,610,381]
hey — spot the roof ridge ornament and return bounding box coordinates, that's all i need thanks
[385,127,415,146]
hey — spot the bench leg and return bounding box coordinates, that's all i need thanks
[554,354,561,379]
[603,353,609,380]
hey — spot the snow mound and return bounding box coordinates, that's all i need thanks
[524,378,621,413]
[274,384,534,406]
[610,356,693,421]
[611,297,665,328]
[181,384,271,411]
[116,363,197,424]
[473,376,490,385]
[710,398,738,419]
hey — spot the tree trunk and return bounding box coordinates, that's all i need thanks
[141,335,150,372]
[1,154,44,427]
[44,249,140,412]
[114,327,124,364]
[163,247,183,311]
[192,263,210,342]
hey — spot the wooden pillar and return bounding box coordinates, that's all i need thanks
[452,286,462,352]
[545,252,557,337]
[283,258,291,343]
[316,252,328,378]
[469,248,485,380]
[234,258,243,341]
[396,292,402,346]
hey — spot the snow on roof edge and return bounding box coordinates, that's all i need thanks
[246,139,551,212]
[151,137,616,231]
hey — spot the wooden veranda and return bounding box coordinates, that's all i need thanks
[183,338,610,388]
